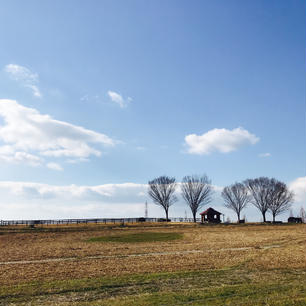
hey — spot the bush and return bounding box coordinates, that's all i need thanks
[157,218,171,222]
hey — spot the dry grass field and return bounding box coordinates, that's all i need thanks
[0,223,305,305]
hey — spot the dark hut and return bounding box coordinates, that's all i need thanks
[200,207,222,223]
[288,217,302,223]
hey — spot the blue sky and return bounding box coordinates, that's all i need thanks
[0,0,305,221]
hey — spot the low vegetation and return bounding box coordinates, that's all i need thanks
[86,232,182,243]
[0,223,305,305]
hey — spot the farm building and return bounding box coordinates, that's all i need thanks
[288,217,303,223]
[200,207,222,223]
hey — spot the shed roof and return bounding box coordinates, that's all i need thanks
[200,207,222,215]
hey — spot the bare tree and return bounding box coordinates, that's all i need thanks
[299,206,306,223]
[148,176,177,221]
[181,174,213,222]
[221,182,250,222]
[268,179,294,222]
[244,177,271,222]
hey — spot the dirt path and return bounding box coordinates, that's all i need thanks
[0,245,281,266]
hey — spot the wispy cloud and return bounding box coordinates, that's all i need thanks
[136,146,146,151]
[184,127,259,155]
[0,146,42,166]
[80,94,100,103]
[258,153,271,158]
[0,99,118,167]
[47,162,63,171]
[107,90,132,108]
[4,64,42,98]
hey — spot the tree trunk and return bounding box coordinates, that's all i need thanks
[193,211,197,223]
[165,209,169,222]
[262,212,266,222]
[237,212,240,223]
[273,213,276,223]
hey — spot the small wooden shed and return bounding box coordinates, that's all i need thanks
[200,207,222,223]
[288,217,302,223]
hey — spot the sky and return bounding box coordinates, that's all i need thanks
[0,0,305,221]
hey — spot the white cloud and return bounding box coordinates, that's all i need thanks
[107,91,132,108]
[184,127,259,155]
[4,64,42,98]
[259,153,271,158]
[289,176,306,203]
[0,99,117,167]
[66,157,90,164]
[47,162,63,171]
[0,147,42,166]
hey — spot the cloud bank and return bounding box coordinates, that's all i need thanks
[0,99,117,168]
[0,178,303,221]
[185,127,259,155]
[0,181,149,219]
[289,176,306,204]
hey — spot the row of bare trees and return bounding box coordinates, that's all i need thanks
[223,178,294,222]
[148,175,294,223]
[148,175,212,222]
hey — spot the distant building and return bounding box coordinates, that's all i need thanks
[200,207,222,223]
[288,217,303,223]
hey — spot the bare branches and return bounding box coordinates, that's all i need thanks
[148,176,177,221]
[147,174,294,223]
[221,182,250,222]
[268,179,294,222]
[244,177,271,222]
[299,207,306,223]
[244,177,293,222]
[181,174,213,222]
